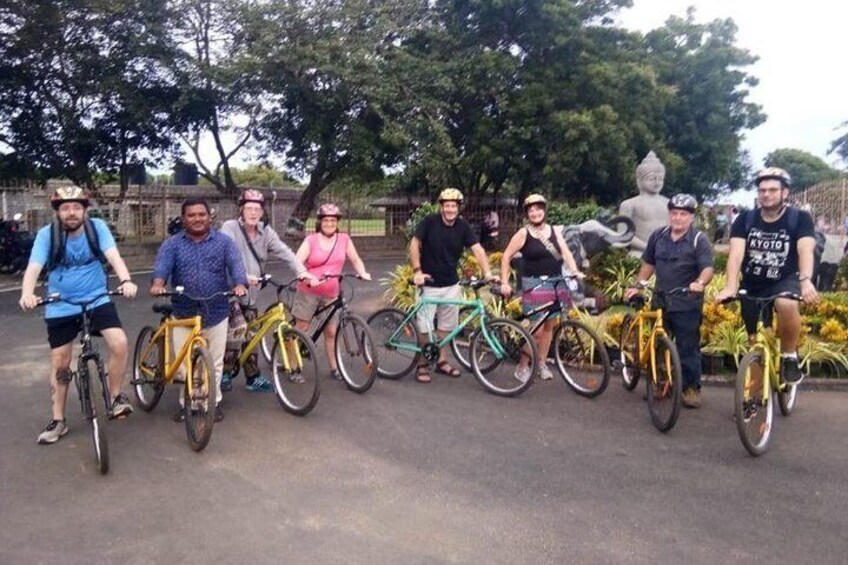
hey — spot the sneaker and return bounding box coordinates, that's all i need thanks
[110,393,134,419]
[514,365,532,384]
[682,388,701,409]
[37,419,68,444]
[540,365,554,381]
[289,372,305,384]
[220,373,233,392]
[245,375,272,393]
[329,369,343,381]
[781,356,804,384]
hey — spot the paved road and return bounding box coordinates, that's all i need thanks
[1,259,847,564]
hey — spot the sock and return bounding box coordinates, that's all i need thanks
[781,352,798,360]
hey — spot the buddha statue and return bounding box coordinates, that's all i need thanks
[618,151,670,253]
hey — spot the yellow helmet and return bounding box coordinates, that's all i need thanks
[523,194,547,210]
[437,188,464,203]
[755,167,792,188]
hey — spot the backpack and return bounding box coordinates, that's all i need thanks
[743,207,826,263]
[45,217,107,271]
[660,226,704,250]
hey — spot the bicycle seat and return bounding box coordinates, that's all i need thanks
[152,304,174,315]
[627,295,647,309]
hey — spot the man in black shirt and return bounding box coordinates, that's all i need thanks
[409,188,495,383]
[626,194,714,408]
[716,167,819,383]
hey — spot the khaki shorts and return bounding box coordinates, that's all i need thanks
[416,284,462,333]
[291,290,336,323]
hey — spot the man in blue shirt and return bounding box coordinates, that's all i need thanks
[19,186,139,444]
[151,197,247,422]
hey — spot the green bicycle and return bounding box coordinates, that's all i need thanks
[367,278,539,397]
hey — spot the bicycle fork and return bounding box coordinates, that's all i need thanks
[76,352,111,420]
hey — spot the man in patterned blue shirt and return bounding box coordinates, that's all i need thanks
[151,197,248,422]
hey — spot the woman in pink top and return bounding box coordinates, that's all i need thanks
[292,203,371,380]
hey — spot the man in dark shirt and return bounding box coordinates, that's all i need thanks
[151,197,247,421]
[626,194,714,408]
[409,188,495,383]
[716,168,819,384]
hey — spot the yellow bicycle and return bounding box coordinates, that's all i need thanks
[131,287,229,451]
[724,290,803,456]
[619,285,686,432]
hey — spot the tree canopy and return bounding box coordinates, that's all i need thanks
[764,148,843,190]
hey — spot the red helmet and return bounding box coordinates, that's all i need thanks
[317,203,342,219]
[50,186,90,210]
[239,189,265,206]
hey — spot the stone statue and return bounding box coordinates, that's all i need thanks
[618,151,670,253]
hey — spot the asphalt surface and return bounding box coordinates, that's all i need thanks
[1,258,847,564]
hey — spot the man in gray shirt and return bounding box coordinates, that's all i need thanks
[625,194,714,408]
[220,189,315,392]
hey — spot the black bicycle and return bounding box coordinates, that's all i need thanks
[38,290,126,474]
[260,273,379,394]
[452,275,611,397]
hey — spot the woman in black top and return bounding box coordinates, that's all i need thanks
[500,194,584,382]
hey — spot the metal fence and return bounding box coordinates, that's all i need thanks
[791,178,848,234]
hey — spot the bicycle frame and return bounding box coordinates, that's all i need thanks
[748,320,780,403]
[628,302,671,386]
[239,302,303,372]
[141,315,207,390]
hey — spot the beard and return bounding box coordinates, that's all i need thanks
[61,217,83,232]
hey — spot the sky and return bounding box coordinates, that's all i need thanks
[617,0,848,169]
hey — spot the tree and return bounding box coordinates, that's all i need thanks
[829,121,848,167]
[765,148,842,190]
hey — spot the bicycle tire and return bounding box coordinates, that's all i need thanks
[449,306,479,372]
[777,381,798,416]
[184,345,216,452]
[367,308,420,380]
[619,314,641,391]
[553,319,611,398]
[132,325,165,412]
[335,313,379,394]
[735,350,773,456]
[646,334,682,433]
[271,326,320,415]
[469,317,538,397]
[83,358,110,474]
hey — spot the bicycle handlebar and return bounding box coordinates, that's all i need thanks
[156,287,237,302]
[718,290,804,305]
[38,289,125,307]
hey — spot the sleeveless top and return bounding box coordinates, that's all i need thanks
[297,232,351,298]
[520,226,562,277]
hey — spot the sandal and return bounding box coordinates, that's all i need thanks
[435,360,461,378]
[415,364,431,383]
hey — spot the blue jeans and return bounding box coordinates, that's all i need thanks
[663,309,702,391]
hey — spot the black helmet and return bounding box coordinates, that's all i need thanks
[667,193,697,213]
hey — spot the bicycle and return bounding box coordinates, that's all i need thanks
[231,274,320,415]
[291,273,379,394]
[37,290,126,474]
[619,285,686,432]
[367,278,539,397]
[722,290,803,456]
[131,287,233,451]
[452,275,611,397]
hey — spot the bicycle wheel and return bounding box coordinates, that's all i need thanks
[132,325,165,412]
[469,317,538,397]
[367,308,420,379]
[735,350,773,456]
[184,346,216,452]
[619,314,641,391]
[553,320,611,398]
[777,381,798,416]
[646,334,682,433]
[82,359,110,475]
[271,327,320,415]
[449,306,479,372]
[335,314,379,393]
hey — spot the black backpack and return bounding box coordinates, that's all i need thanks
[45,217,107,271]
[743,207,825,264]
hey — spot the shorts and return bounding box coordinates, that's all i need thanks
[416,284,462,333]
[45,302,122,349]
[740,277,802,335]
[520,276,571,318]
[291,290,337,323]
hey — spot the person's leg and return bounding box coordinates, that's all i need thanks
[99,327,131,413]
[435,285,461,376]
[774,297,804,383]
[536,319,556,379]
[40,316,78,442]
[323,317,339,373]
[204,319,229,406]
[414,287,439,382]
[666,310,703,406]
[48,343,74,421]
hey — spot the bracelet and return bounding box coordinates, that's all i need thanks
[118,279,132,286]
[413,267,422,273]
[799,276,811,283]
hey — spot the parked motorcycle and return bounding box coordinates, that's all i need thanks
[0,213,35,275]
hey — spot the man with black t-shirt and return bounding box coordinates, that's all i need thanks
[716,167,819,383]
[409,188,496,383]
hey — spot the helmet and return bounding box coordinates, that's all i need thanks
[437,188,464,203]
[239,189,265,206]
[755,167,792,188]
[50,186,90,210]
[523,194,547,210]
[667,193,698,213]
[317,203,342,219]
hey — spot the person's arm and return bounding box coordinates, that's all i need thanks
[797,236,819,303]
[267,227,308,276]
[409,236,427,287]
[624,262,655,301]
[500,229,526,296]
[150,240,174,296]
[718,237,746,299]
[19,261,44,310]
[345,240,370,281]
[554,227,582,275]
[103,248,137,299]
[689,234,715,294]
[224,238,248,295]
[470,243,494,280]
